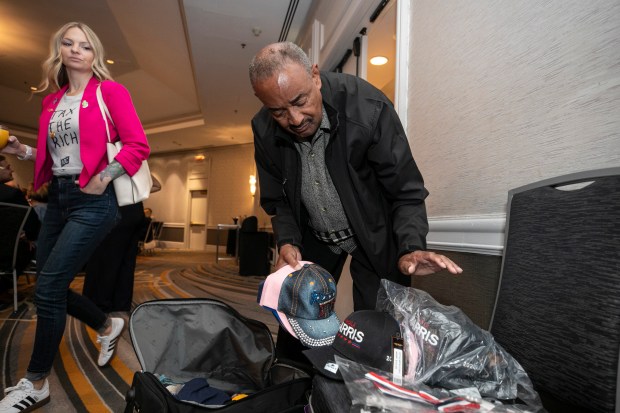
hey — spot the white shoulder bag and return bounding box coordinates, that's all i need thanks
[96,83,152,206]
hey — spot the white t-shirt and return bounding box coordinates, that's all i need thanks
[49,91,84,176]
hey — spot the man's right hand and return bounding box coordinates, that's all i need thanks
[276,244,302,270]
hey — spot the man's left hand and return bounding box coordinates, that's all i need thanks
[398,250,463,276]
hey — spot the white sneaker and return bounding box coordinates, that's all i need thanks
[0,378,50,413]
[97,317,125,366]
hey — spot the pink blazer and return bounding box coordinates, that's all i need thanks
[34,76,150,190]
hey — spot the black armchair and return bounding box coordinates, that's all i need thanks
[0,202,33,314]
[489,168,620,412]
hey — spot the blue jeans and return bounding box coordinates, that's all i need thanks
[26,176,119,380]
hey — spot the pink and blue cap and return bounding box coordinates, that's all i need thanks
[258,262,340,347]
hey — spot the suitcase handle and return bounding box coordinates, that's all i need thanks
[124,388,136,413]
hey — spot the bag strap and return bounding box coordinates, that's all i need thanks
[96,83,114,143]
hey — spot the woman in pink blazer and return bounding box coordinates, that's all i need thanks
[0,21,149,411]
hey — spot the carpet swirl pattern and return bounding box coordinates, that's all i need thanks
[0,251,273,412]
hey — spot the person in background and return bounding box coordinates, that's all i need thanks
[84,176,161,313]
[0,155,40,306]
[28,181,49,222]
[0,21,149,412]
[140,207,154,242]
[249,42,462,361]
[83,202,145,313]
[0,156,40,242]
[144,206,153,222]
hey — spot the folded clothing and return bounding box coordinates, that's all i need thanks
[175,378,230,406]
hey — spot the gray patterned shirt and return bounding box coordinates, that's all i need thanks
[294,108,357,254]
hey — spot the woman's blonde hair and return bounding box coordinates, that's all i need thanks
[37,22,113,93]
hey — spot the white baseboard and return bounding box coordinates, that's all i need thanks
[157,216,507,256]
[427,215,506,256]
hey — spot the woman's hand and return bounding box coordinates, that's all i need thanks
[81,173,112,195]
[81,160,126,195]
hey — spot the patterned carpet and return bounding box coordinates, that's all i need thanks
[0,250,274,412]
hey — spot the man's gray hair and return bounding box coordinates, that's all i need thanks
[249,42,312,85]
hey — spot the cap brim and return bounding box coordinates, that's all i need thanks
[274,308,298,339]
[303,345,343,380]
[286,312,340,348]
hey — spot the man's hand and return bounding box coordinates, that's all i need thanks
[276,243,302,271]
[81,174,112,195]
[398,250,463,276]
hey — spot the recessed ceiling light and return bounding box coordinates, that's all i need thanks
[106,59,115,64]
[370,56,388,66]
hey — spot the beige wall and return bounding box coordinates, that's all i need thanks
[204,143,270,228]
[145,143,270,246]
[408,0,620,218]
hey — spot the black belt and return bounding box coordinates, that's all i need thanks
[54,174,80,182]
[312,227,355,243]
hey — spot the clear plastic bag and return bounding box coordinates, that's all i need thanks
[371,279,545,412]
[336,354,442,413]
[337,355,538,413]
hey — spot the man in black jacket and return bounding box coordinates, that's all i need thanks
[249,42,461,357]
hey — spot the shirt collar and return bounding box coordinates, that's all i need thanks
[298,107,329,146]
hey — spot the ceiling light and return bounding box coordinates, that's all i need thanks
[106,59,115,64]
[370,56,388,66]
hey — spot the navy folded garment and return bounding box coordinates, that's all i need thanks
[176,378,231,405]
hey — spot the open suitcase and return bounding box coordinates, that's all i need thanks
[123,298,312,412]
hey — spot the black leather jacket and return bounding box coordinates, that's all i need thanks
[252,72,429,278]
